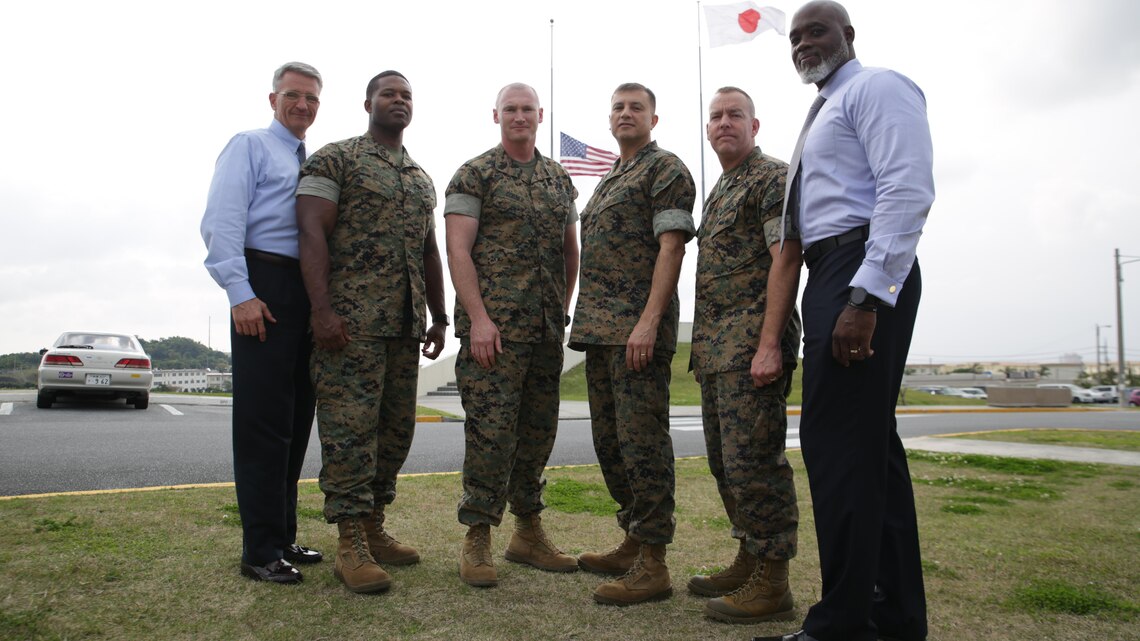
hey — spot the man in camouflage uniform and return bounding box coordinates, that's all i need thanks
[444,83,580,588]
[568,82,696,606]
[687,87,802,624]
[296,70,448,594]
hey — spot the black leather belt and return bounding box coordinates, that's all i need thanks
[245,248,300,268]
[803,225,869,269]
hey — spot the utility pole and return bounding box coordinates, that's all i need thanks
[1114,248,1140,408]
[1095,323,1111,375]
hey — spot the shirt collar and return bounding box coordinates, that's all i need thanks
[819,58,863,100]
[268,118,302,147]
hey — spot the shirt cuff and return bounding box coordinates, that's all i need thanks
[851,264,903,307]
[652,208,696,241]
[225,281,257,308]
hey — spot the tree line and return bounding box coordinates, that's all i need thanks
[0,337,231,389]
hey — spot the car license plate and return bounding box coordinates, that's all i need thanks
[86,374,112,386]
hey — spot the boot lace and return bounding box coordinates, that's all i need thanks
[725,560,766,599]
[469,528,493,565]
[376,528,399,548]
[533,526,564,554]
[349,522,371,559]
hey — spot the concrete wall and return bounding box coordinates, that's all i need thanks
[415,345,589,396]
[987,386,1071,408]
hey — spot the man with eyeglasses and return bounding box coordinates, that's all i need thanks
[201,61,324,585]
[297,70,448,594]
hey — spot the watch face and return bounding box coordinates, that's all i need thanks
[851,287,868,305]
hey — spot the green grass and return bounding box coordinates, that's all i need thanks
[1,447,1137,640]
[561,344,804,406]
[951,429,1140,452]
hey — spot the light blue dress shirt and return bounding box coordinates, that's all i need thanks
[201,119,305,307]
[799,59,934,306]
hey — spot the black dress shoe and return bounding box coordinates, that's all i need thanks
[753,632,817,641]
[283,543,323,564]
[241,559,303,584]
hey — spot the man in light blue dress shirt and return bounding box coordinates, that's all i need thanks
[201,62,324,585]
[757,3,934,641]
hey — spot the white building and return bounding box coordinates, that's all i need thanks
[153,369,231,392]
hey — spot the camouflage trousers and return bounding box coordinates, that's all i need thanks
[699,368,798,560]
[585,345,676,544]
[311,337,419,523]
[456,341,563,526]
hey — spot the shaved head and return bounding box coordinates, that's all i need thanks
[496,83,540,110]
[794,0,851,26]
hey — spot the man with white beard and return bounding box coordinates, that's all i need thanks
[754,2,935,641]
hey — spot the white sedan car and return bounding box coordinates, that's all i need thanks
[37,332,153,409]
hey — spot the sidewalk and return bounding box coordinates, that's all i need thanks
[414,394,1140,467]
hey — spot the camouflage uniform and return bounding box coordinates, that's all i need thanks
[568,141,696,544]
[444,145,578,526]
[297,135,436,523]
[692,146,800,561]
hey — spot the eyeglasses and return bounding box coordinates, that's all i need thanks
[276,91,320,106]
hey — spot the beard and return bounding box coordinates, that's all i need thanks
[798,38,850,84]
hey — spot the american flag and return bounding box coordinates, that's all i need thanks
[560,132,618,177]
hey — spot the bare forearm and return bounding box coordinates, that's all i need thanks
[758,241,802,351]
[447,252,490,324]
[563,227,579,314]
[298,227,333,313]
[424,237,447,321]
[641,235,686,325]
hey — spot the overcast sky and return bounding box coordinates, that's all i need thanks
[2,0,1138,368]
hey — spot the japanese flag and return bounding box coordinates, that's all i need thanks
[704,2,786,48]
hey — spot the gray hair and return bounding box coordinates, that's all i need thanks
[273,62,323,91]
[714,86,756,118]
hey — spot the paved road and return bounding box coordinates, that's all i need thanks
[1,392,1137,497]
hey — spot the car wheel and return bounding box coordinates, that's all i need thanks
[36,391,53,409]
[133,393,149,410]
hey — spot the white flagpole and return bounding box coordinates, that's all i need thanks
[697,1,706,208]
[550,18,556,159]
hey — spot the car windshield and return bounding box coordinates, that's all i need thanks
[56,334,134,350]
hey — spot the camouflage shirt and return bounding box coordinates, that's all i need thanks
[691,147,801,374]
[297,134,436,338]
[444,145,578,344]
[568,141,696,351]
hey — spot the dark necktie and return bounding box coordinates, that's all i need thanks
[780,94,827,248]
[297,141,306,165]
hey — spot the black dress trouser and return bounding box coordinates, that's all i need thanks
[230,256,316,566]
[799,239,927,641]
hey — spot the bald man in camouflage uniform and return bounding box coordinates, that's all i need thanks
[445,83,580,588]
[688,87,802,624]
[297,70,448,594]
[569,82,696,606]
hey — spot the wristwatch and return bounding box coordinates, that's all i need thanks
[847,287,879,312]
[432,314,450,326]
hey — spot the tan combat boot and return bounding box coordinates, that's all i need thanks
[703,558,795,623]
[592,543,673,605]
[459,524,497,587]
[365,509,420,566]
[577,532,639,575]
[333,519,392,593]
[687,539,758,596]
[504,513,578,572]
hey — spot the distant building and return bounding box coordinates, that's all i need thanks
[153,369,231,392]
